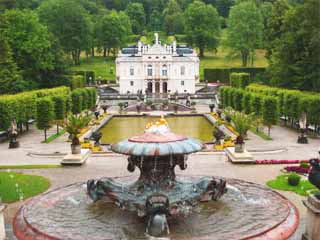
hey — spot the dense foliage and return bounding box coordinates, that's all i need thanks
[184,1,221,57]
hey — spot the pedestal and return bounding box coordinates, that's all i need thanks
[0,205,6,240]
[225,147,254,163]
[302,195,320,240]
[61,149,90,165]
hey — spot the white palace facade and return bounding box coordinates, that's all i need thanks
[116,33,200,95]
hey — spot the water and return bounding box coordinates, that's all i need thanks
[17,177,296,240]
[98,116,214,144]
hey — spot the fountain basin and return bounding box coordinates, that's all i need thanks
[13,177,299,240]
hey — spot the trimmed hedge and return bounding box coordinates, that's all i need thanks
[230,73,250,89]
[0,87,70,131]
[0,86,96,132]
[71,75,86,90]
[36,97,54,141]
[246,84,320,127]
[204,67,265,83]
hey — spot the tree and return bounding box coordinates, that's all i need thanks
[264,0,290,61]
[184,1,221,57]
[36,97,54,141]
[1,9,54,84]
[125,2,146,35]
[0,34,23,94]
[163,0,184,34]
[52,95,66,134]
[96,10,131,57]
[148,8,162,31]
[262,96,278,136]
[268,0,320,91]
[225,1,263,67]
[38,0,92,65]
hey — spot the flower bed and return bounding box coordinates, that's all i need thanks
[255,159,312,164]
[284,166,310,174]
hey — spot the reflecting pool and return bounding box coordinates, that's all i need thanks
[98,116,214,144]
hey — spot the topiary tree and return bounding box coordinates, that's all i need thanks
[52,95,66,134]
[242,92,252,114]
[71,90,83,114]
[250,94,262,117]
[262,96,278,136]
[232,89,244,111]
[230,73,250,88]
[36,97,54,141]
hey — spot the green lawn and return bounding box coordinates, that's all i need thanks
[267,174,318,196]
[0,172,50,203]
[71,56,115,80]
[0,165,61,169]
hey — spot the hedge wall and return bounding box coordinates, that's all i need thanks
[204,67,265,83]
[220,84,320,129]
[230,73,250,89]
[0,87,70,131]
[71,75,86,90]
[0,86,96,131]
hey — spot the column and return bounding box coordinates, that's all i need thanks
[160,80,163,94]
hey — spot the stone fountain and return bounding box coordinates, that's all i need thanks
[87,117,226,236]
[13,117,300,240]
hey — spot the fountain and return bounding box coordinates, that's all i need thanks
[13,117,299,240]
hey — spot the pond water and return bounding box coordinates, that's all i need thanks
[99,116,214,144]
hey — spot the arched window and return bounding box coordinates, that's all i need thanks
[147,65,153,76]
[181,66,185,75]
[162,65,167,76]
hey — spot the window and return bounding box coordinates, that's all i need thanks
[162,65,167,76]
[130,68,134,76]
[181,81,184,86]
[181,66,185,75]
[147,65,153,76]
[130,81,134,86]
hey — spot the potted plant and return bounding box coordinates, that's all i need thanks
[101,105,109,113]
[209,103,215,113]
[223,107,233,123]
[212,124,225,145]
[64,114,91,154]
[230,111,255,153]
[118,102,124,113]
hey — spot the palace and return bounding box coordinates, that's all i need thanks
[116,33,199,95]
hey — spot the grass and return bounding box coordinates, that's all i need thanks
[42,130,66,143]
[71,56,115,80]
[0,172,50,203]
[267,174,318,196]
[0,165,61,169]
[250,127,273,141]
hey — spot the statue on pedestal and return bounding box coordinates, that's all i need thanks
[9,119,19,149]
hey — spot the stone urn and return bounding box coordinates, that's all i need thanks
[71,144,81,154]
[234,135,245,153]
[209,104,215,113]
